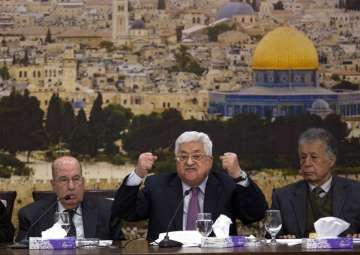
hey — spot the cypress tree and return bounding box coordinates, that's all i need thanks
[45,93,62,145]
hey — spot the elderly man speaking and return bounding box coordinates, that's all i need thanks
[111,131,267,241]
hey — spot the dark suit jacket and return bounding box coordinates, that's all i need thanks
[0,201,14,243]
[111,171,267,241]
[272,176,360,238]
[16,197,123,242]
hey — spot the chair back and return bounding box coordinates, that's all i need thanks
[0,191,17,217]
[32,190,115,201]
[84,189,115,200]
[32,191,56,201]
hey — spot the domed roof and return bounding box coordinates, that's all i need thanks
[311,99,330,111]
[217,2,254,20]
[252,26,319,70]
[131,20,145,29]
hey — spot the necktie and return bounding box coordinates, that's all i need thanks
[186,187,200,230]
[66,209,77,237]
[312,187,325,199]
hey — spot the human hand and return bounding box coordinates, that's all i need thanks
[219,152,242,178]
[135,152,158,178]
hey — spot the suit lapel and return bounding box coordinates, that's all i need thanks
[290,181,307,236]
[38,201,57,233]
[82,199,98,238]
[168,176,184,231]
[332,176,347,217]
[204,173,222,219]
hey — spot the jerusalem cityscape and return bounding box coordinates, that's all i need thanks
[1,0,360,240]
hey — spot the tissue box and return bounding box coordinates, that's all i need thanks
[201,236,246,248]
[302,237,353,249]
[29,237,76,249]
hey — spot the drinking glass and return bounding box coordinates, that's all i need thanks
[264,209,282,245]
[55,211,70,234]
[196,213,213,237]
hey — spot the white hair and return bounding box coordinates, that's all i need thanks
[174,131,213,156]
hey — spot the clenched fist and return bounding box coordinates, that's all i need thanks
[135,152,158,178]
[219,152,243,178]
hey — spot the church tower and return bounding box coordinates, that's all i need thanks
[112,0,129,42]
[62,48,77,92]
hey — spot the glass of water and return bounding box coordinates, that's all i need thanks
[196,213,213,237]
[264,209,282,245]
[55,211,70,234]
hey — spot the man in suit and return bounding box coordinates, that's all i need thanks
[272,128,360,238]
[0,201,14,243]
[16,156,123,242]
[111,131,267,241]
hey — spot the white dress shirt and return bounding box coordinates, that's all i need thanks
[57,201,85,238]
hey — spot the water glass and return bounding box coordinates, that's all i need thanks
[196,213,213,237]
[264,209,282,245]
[55,211,70,234]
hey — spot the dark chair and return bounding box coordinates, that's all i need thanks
[32,191,56,201]
[84,189,115,200]
[0,191,17,218]
[32,190,115,201]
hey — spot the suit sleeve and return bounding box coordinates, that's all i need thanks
[111,175,150,223]
[15,207,31,242]
[232,177,268,225]
[0,202,14,243]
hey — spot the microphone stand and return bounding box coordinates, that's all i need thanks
[158,190,190,248]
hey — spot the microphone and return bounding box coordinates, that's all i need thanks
[158,189,191,248]
[17,195,72,247]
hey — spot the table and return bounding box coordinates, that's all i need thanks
[1,240,360,255]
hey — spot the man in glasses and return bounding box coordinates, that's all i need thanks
[272,128,360,238]
[16,156,123,242]
[111,131,267,241]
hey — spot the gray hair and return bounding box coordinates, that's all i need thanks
[298,128,337,157]
[175,131,213,156]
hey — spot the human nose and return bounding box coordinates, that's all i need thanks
[185,155,195,165]
[67,179,75,189]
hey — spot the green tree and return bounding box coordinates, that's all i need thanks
[69,108,92,156]
[89,93,105,155]
[61,102,76,144]
[273,1,284,10]
[45,93,62,145]
[45,28,53,43]
[0,89,46,159]
[172,45,204,76]
[102,104,133,154]
[0,64,10,80]
[158,0,166,9]
[99,41,114,52]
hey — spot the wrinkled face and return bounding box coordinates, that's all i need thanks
[299,140,336,186]
[51,158,84,209]
[176,141,213,187]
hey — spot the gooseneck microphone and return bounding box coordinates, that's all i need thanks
[18,195,72,247]
[158,189,191,248]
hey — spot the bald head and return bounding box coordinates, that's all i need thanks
[51,156,84,209]
[51,156,82,179]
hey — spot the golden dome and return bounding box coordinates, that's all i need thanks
[252,26,319,70]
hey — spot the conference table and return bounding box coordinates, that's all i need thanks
[1,240,360,255]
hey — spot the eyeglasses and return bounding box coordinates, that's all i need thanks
[175,154,210,162]
[55,175,83,185]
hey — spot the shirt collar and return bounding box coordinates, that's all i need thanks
[57,201,81,214]
[308,176,332,193]
[181,176,208,194]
